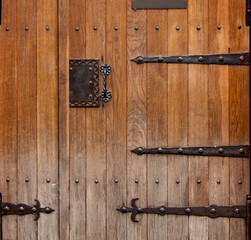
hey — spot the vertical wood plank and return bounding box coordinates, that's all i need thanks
[0,0,17,239]
[86,0,107,238]
[146,10,168,240]
[229,2,250,239]
[17,0,37,239]
[106,0,127,239]
[69,0,86,239]
[188,0,209,239]
[127,1,147,239]
[59,0,70,239]
[167,9,189,240]
[37,0,58,239]
[208,0,230,239]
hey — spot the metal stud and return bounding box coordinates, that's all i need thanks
[238,25,242,29]
[155,179,160,184]
[135,179,139,183]
[198,148,204,153]
[25,26,29,31]
[114,179,118,183]
[45,207,51,213]
[240,56,245,61]
[89,67,93,72]
[198,57,204,62]
[4,206,9,211]
[155,26,159,30]
[235,208,240,214]
[211,208,216,214]
[178,57,184,63]
[89,80,93,85]
[19,207,25,212]
[6,26,10,31]
[32,207,37,212]
[114,26,119,31]
[134,26,139,31]
[197,25,201,30]
[122,206,127,212]
[185,208,191,214]
[176,179,180,184]
[176,26,180,31]
[238,180,242,184]
[93,26,98,30]
[197,179,201,184]
[75,26,79,31]
[159,207,165,213]
[25,178,29,183]
[95,179,99,184]
[6,177,10,182]
[89,94,93,99]
[46,179,50,183]
[137,57,143,63]
[158,58,164,63]
[218,57,224,62]
[217,179,221,184]
[138,208,143,212]
[137,147,143,153]
[239,148,244,154]
[217,25,221,30]
[69,67,73,71]
[158,147,163,153]
[75,179,79,183]
[46,26,50,31]
[178,148,183,153]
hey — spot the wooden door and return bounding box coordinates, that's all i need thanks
[0,0,250,239]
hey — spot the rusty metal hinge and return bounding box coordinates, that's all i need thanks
[131,52,249,65]
[0,193,54,240]
[118,196,251,223]
[132,145,250,158]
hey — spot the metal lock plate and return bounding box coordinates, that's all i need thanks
[69,59,100,107]
[132,0,187,9]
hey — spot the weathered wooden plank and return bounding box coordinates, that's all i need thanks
[59,0,70,239]
[69,0,86,239]
[37,0,58,239]
[167,9,189,240]
[127,0,147,239]
[85,0,107,239]
[208,0,230,239]
[229,0,250,239]
[188,0,209,239]
[16,0,37,239]
[146,9,168,240]
[0,0,17,239]
[106,0,127,239]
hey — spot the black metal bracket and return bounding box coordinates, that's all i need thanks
[132,0,187,9]
[100,64,112,103]
[118,197,250,223]
[131,52,250,65]
[0,0,2,25]
[247,0,251,26]
[131,145,250,158]
[0,193,54,240]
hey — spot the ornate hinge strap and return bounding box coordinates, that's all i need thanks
[131,145,250,158]
[117,198,247,223]
[131,52,249,65]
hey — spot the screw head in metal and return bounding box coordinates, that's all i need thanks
[137,57,143,63]
[69,67,73,71]
[198,148,204,153]
[238,180,242,184]
[235,208,240,214]
[137,147,143,153]
[6,177,10,182]
[158,58,164,63]
[89,94,93,98]
[135,179,139,183]
[219,56,224,62]
[46,178,50,183]
[75,26,79,31]
[176,179,180,184]
[158,147,163,153]
[89,81,93,85]
[155,25,159,30]
[93,26,98,30]
[89,67,93,72]
[197,179,201,184]
[75,179,79,183]
[176,26,180,31]
[95,179,99,184]
[6,26,10,31]
[114,179,118,183]
[25,26,29,31]
[178,148,183,153]
[134,26,139,31]
[45,207,51,213]
[122,206,127,212]
[211,208,216,214]
[155,179,160,184]
[217,25,221,30]
[178,57,184,62]
[198,57,204,62]
[19,207,25,212]
[217,179,221,184]
[219,148,224,153]
[159,207,165,213]
[238,25,242,29]
[185,208,191,214]
[4,206,10,211]
[46,26,50,31]
[114,26,119,31]
[138,208,143,212]
[239,148,244,154]
[32,207,37,212]
[197,25,201,30]
[25,178,29,182]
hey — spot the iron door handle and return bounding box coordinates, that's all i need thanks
[100,64,112,102]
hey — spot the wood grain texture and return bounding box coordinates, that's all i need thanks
[86,0,107,239]
[69,1,86,239]
[229,0,250,239]
[0,0,17,239]
[188,0,209,239]
[127,0,147,239]
[106,0,127,239]
[208,0,230,239]
[16,0,37,239]
[59,0,70,239]
[146,9,168,240]
[167,9,189,240]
